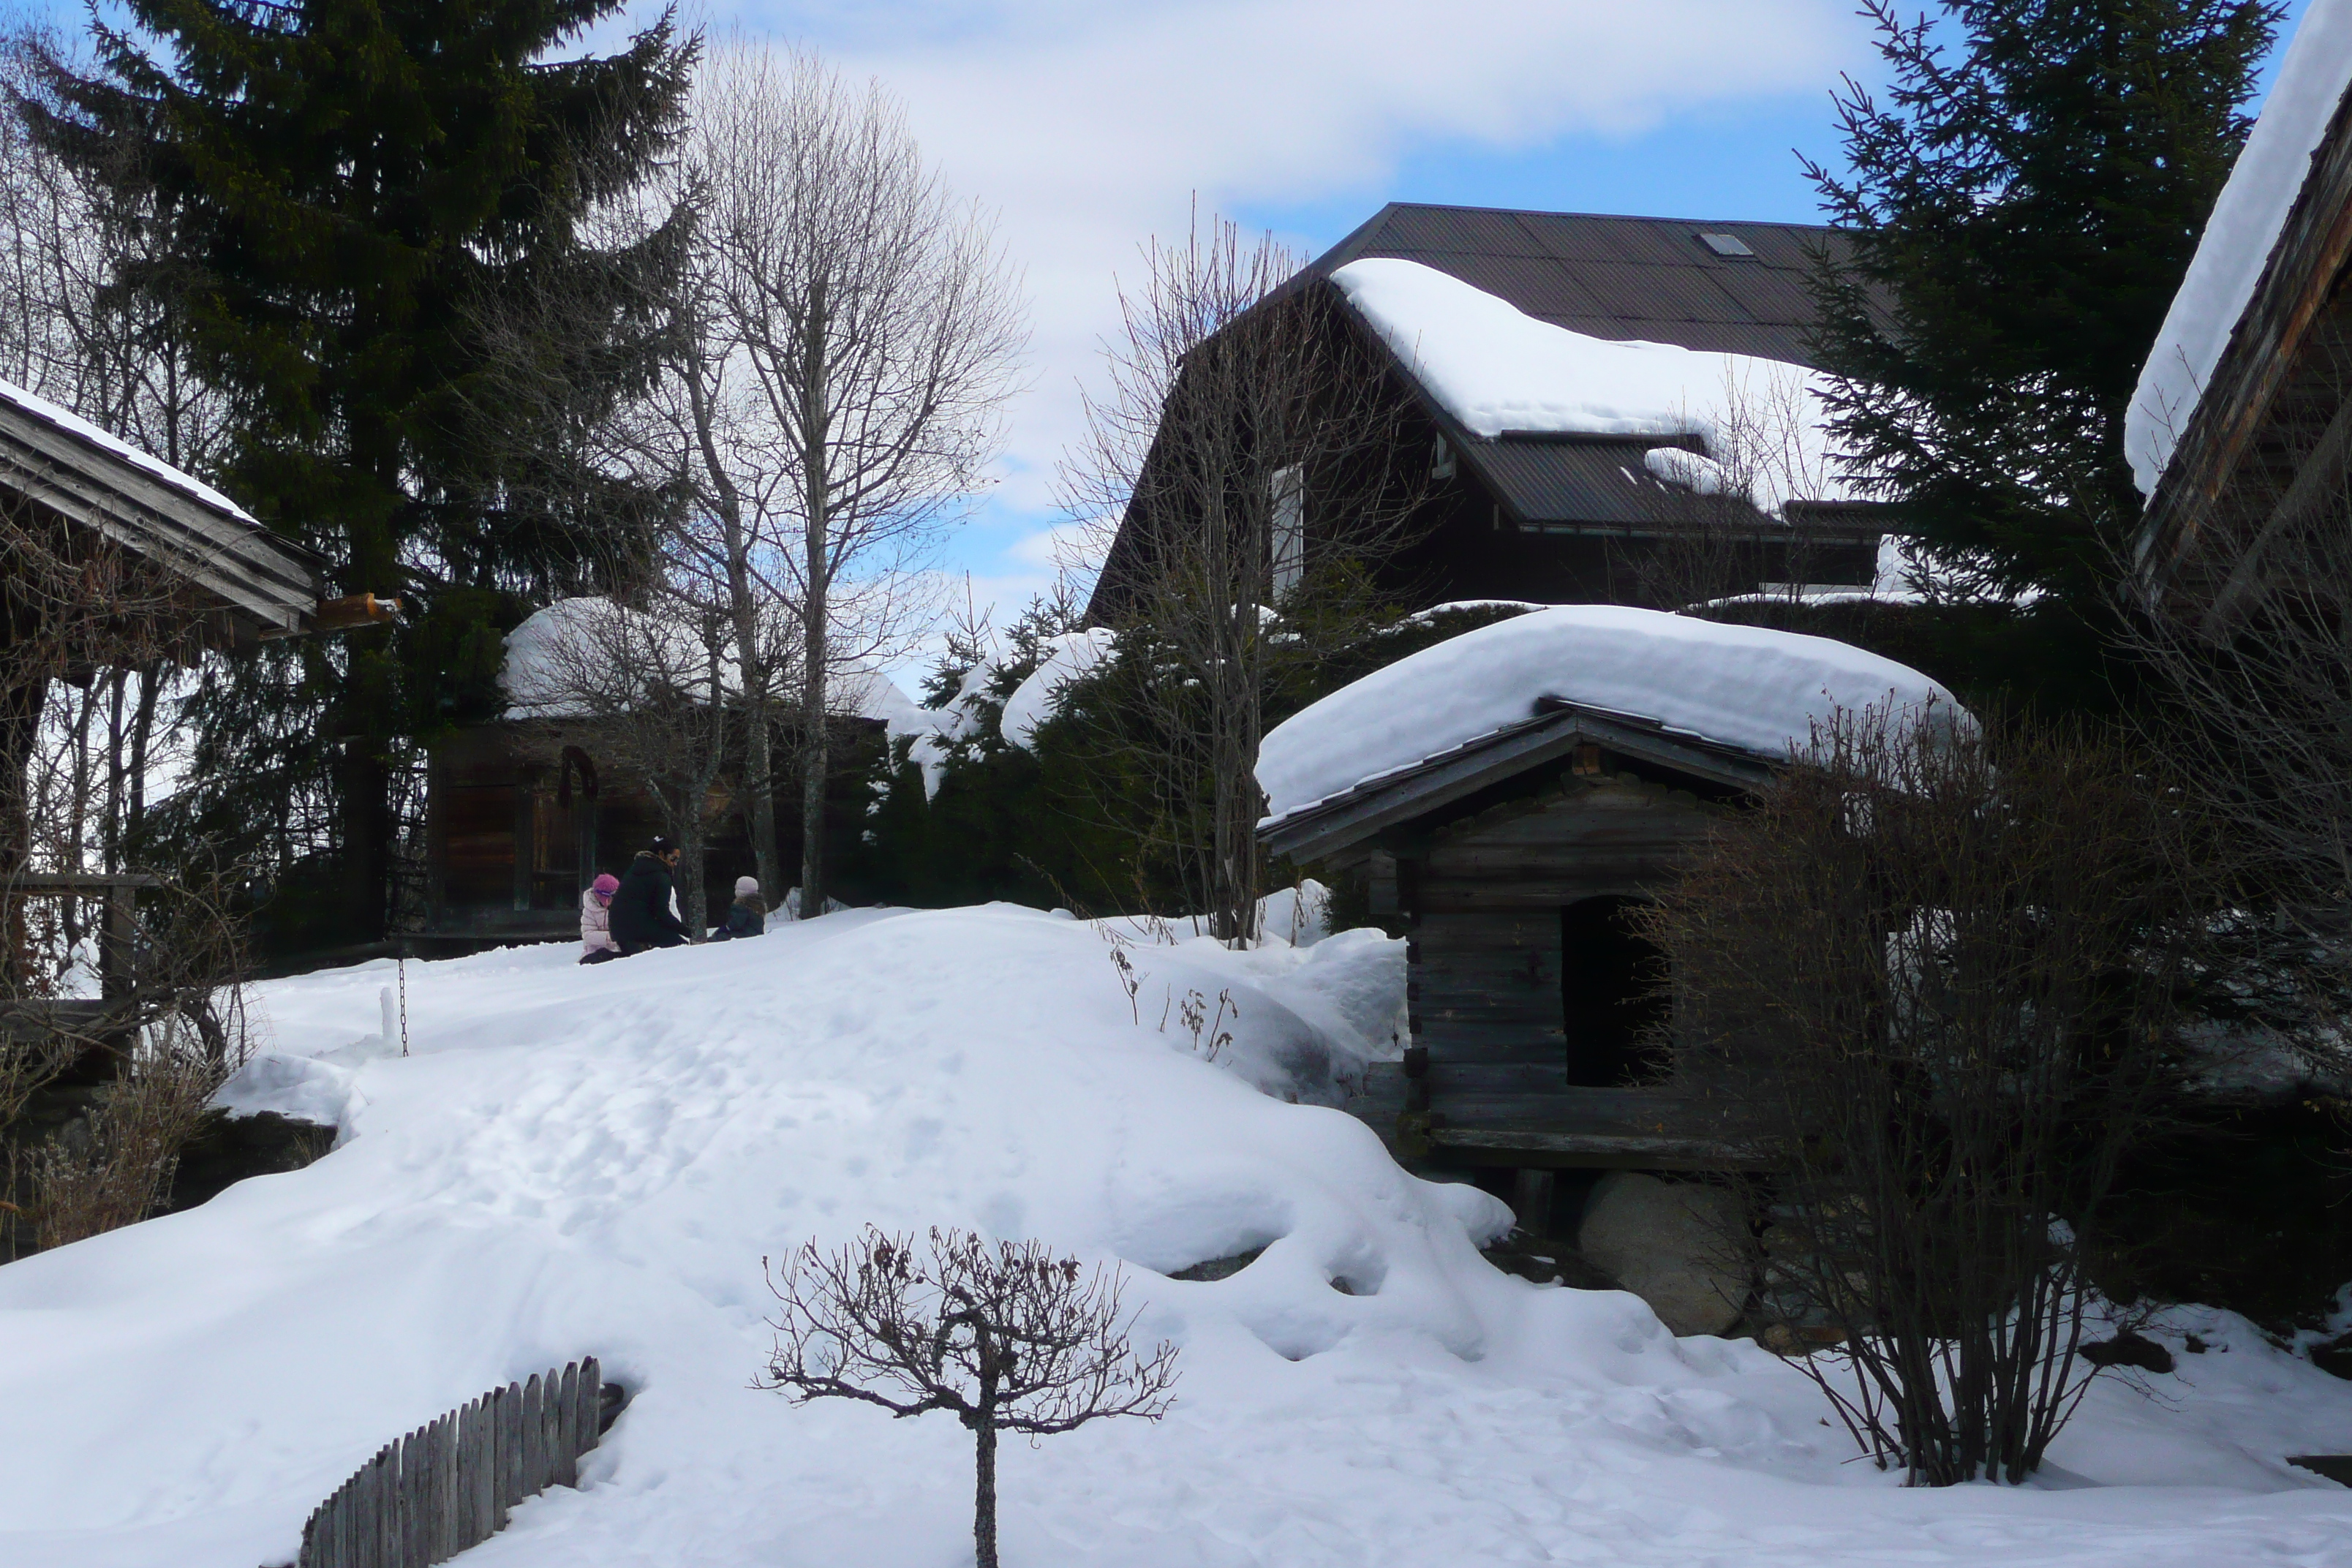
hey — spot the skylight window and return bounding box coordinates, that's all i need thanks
[1697,232,1756,258]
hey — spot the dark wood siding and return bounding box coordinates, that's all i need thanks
[1406,773,1719,1155]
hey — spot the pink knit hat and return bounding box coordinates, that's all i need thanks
[591,873,619,898]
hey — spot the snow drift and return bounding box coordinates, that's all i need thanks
[1256,605,1963,823]
[0,908,2348,1567]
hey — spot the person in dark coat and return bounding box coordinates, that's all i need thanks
[709,875,766,941]
[609,837,692,954]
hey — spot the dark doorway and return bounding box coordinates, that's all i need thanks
[1561,896,1669,1087]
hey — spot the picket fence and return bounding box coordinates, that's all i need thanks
[292,1357,607,1568]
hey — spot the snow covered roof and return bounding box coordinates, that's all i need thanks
[1256,606,1961,826]
[498,598,919,724]
[0,374,325,638]
[1330,260,1854,519]
[0,374,253,522]
[2129,0,2352,497]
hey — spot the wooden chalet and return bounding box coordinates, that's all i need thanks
[1089,205,1891,622]
[1265,701,1768,1188]
[2135,70,2352,625]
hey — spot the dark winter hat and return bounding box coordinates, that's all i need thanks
[649,835,676,855]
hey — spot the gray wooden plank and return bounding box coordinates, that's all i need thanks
[556,1363,580,1487]
[522,1373,546,1497]
[578,1357,603,1455]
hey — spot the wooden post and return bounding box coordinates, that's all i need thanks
[521,1373,544,1497]
[578,1357,602,1456]
[1512,1167,1556,1236]
[554,1362,578,1487]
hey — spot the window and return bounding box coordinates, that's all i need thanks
[1561,896,1671,1086]
[1697,231,1756,259]
[1269,464,1304,598]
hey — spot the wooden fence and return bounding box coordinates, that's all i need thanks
[293,1357,608,1568]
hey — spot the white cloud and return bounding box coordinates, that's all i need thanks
[638,1,1868,632]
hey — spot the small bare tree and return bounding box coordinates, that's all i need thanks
[761,1225,1179,1568]
[1062,216,1430,943]
[687,45,1025,917]
[1642,707,2203,1484]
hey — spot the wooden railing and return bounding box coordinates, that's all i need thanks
[292,1357,611,1568]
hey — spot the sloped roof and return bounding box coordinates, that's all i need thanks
[1307,203,1869,366]
[1303,206,1885,535]
[0,378,327,641]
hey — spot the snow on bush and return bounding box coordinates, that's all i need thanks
[999,628,1116,750]
[2130,0,2352,495]
[1,908,2349,1566]
[1257,605,1963,823]
[1331,259,1852,517]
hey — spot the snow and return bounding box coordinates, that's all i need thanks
[1257,605,1962,823]
[500,598,920,725]
[2,906,2352,1565]
[1643,444,1729,495]
[1331,259,1852,517]
[1000,628,1117,750]
[2129,0,2352,495]
[0,373,254,522]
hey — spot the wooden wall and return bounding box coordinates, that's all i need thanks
[1401,767,1723,1164]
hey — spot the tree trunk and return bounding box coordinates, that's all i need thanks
[0,674,45,986]
[796,273,830,919]
[972,1417,998,1568]
[687,336,782,905]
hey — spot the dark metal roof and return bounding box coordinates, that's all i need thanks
[1311,203,1874,365]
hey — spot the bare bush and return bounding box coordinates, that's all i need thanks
[1641,708,2204,1483]
[761,1225,1179,1568]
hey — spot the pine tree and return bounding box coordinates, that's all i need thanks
[17,0,693,946]
[1809,0,2277,606]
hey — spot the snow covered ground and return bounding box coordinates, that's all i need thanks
[3,905,2352,1567]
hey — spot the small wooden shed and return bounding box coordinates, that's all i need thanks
[1264,699,1771,1184]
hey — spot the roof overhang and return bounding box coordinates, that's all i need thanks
[0,396,330,644]
[2136,81,2352,630]
[1259,698,1774,864]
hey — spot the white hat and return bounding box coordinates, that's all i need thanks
[735,876,760,898]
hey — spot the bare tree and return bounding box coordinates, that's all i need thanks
[512,592,738,935]
[683,44,1025,915]
[762,1225,1177,1568]
[2118,456,2352,1072]
[1640,708,2204,1484]
[1062,216,1431,943]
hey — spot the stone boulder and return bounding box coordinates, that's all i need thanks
[1577,1172,1748,1336]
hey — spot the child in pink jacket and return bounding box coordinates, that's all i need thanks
[579,872,622,964]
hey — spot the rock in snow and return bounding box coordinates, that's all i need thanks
[1,908,2349,1566]
[1256,605,1963,823]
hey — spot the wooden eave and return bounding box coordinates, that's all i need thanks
[2137,76,2352,626]
[0,398,328,643]
[1259,699,1774,864]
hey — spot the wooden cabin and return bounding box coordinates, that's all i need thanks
[1088,205,1892,623]
[421,714,889,945]
[1264,699,1769,1191]
[1,374,368,1075]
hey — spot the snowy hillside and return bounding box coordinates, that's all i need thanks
[2,908,2351,1567]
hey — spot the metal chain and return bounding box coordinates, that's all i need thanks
[397,949,410,1057]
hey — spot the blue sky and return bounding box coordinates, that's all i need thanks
[21,0,2313,665]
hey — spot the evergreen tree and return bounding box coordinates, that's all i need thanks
[17,0,693,946]
[1809,0,2277,606]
